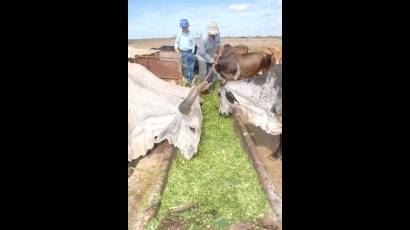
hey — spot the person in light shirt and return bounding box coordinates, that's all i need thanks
[174,18,196,86]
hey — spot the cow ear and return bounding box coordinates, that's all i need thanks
[155,114,182,143]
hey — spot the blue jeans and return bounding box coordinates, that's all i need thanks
[181,50,195,84]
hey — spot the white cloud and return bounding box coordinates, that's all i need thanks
[129,0,281,38]
[228,3,251,12]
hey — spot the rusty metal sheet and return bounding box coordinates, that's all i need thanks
[159,51,180,60]
[133,56,182,85]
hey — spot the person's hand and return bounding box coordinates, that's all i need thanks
[175,49,180,54]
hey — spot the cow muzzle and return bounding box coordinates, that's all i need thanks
[219,111,231,117]
[182,145,196,160]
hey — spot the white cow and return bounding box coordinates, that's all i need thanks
[128,63,211,161]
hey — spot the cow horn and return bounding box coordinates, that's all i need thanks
[197,79,211,92]
[203,64,214,83]
[178,86,200,114]
[179,63,217,113]
[195,63,215,90]
[191,75,199,87]
[212,66,227,84]
[233,63,241,80]
[200,82,213,92]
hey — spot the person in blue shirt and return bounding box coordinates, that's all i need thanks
[197,21,221,93]
[175,19,196,86]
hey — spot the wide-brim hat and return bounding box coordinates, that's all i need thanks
[208,21,218,35]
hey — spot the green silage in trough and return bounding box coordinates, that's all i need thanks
[146,86,268,229]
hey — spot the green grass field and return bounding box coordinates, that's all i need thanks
[146,85,268,229]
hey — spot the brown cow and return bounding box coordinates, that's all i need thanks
[233,44,249,54]
[263,47,282,65]
[216,44,248,55]
[213,44,273,82]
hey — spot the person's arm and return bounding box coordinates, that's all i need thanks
[198,34,214,63]
[174,33,180,53]
[197,34,207,59]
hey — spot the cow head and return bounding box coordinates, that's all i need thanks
[218,87,236,117]
[212,63,241,84]
[153,98,203,160]
[265,47,282,65]
[216,64,282,136]
[214,44,237,60]
[152,71,212,160]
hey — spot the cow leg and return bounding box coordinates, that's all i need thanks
[272,134,282,160]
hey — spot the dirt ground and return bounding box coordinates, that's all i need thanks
[240,116,282,196]
[128,142,175,230]
[128,37,282,51]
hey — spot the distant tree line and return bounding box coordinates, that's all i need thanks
[129,35,282,40]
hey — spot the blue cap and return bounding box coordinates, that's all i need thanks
[180,19,189,28]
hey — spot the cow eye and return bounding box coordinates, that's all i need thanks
[189,127,196,133]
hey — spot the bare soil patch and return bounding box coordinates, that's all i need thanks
[128,37,282,51]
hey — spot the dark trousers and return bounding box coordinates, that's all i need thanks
[181,50,195,84]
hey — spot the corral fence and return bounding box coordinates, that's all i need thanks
[128,47,182,85]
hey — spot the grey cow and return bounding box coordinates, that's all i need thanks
[215,64,282,159]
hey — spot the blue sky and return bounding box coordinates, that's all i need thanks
[129,0,282,39]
